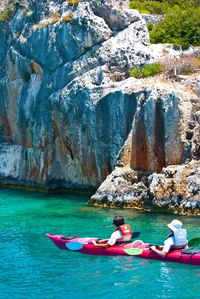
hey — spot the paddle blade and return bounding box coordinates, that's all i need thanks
[66,242,83,251]
[188,238,200,248]
[132,232,140,239]
[124,248,143,255]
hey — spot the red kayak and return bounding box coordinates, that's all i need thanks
[46,234,200,266]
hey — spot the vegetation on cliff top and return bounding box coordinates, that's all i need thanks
[130,0,200,14]
[67,0,80,5]
[129,55,200,79]
[0,1,20,22]
[129,63,162,78]
[130,0,200,49]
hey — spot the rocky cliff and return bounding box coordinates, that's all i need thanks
[89,77,200,215]
[0,0,199,214]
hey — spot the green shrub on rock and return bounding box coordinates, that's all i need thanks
[0,3,16,22]
[129,1,168,14]
[129,0,200,49]
[129,63,163,78]
[150,6,200,49]
[130,0,200,12]
[163,0,200,8]
[62,13,74,22]
[67,0,80,6]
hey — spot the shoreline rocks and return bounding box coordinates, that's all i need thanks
[89,160,200,215]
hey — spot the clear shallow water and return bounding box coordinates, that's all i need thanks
[0,188,200,299]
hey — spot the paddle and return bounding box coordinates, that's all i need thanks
[124,248,143,255]
[132,231,140,239]
[66,242,83,251]
[188,238,200,248]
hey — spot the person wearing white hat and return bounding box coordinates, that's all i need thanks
[150,219,188,257]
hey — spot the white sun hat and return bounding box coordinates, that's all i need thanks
[167,219,183,231]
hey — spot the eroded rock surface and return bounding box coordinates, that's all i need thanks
[0,0,152,189]
[0,0,199,214]
[90,78,200,215]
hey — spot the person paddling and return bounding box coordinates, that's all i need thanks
[150,219,188,257]
[92,216,132,247]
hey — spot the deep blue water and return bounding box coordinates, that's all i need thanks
[0,188,200,299]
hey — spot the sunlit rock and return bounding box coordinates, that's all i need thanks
[0,0,199,214]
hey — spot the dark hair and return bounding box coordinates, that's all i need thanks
[113,216,124,227]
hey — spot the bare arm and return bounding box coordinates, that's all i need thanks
[92,240,110,247]
[92,230,121,247]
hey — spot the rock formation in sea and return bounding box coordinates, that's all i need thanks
[0,0,199,215]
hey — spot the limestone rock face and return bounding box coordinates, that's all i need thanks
[0,0,199,214]
[130,89,190,172]
[90,0,139,31]
[0,0,152,189]
[90,79,200,215]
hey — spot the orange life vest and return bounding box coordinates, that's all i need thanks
[114,224,132,242]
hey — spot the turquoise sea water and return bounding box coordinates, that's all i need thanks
[0,188,200,299]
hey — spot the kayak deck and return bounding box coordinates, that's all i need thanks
[46,234,200,266]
